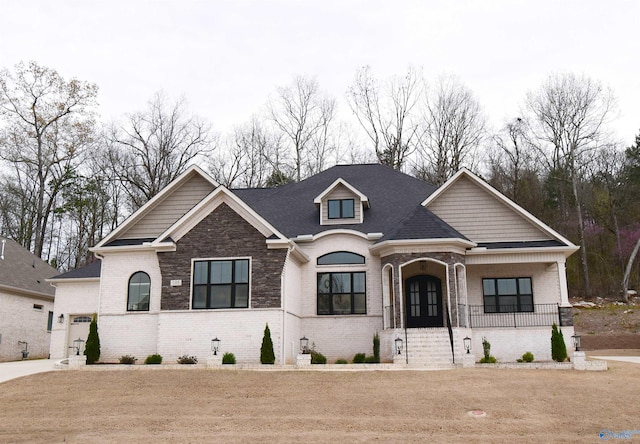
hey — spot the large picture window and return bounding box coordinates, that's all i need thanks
[128,271,150,311]
[328,199,355,219]
[317,272,366,315]
[192,259,249,309]
[482,277,533,313]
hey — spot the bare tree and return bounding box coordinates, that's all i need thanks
[107,92,214,210]
[347,66,422,170]
[210,117,280,188]
[269,76,336,182]
[0,61,98,256]
[414,75,486,185]
[525,73,616,297]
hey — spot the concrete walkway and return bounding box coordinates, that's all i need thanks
[0,359,57,384]
[590,356,640,364]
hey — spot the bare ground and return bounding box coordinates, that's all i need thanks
[572,297,640,350]
[1,361,639,443]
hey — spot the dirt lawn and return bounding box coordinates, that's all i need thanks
[1,361,639,443]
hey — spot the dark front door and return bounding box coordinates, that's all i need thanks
[405,275,443,328]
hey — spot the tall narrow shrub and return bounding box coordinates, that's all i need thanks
[84,314,101,364]
[260,323,275,364]
[373,332,380,363]
[551,323,568,362]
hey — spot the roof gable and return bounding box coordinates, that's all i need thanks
[96,166,218,247]
[424,169,576,246]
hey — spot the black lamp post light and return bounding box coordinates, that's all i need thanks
[571,334,581,352]
[395,337,403,355]
[463,336,472,354]
[58,314,64,324]
[300,336,309,354]
[211,337,221,356]
[73,338,85,356]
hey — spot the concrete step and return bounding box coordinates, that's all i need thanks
[404,328,454,366]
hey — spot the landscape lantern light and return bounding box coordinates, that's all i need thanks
[300,336,309,354]
[395,337,403,355]
[58,314,64,324]
[73,338,85,356]
[211,337,221,356]
[571,334,581,352]
[463,336,471,354]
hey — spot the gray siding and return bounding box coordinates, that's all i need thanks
[427,176,550,242]
[120,174,216,239]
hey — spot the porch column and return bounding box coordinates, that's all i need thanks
[455,264,468,328]
[557,260,570,306]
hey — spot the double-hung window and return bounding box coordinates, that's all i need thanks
[482,277,533,313]
[192,259,249,309]
[328,199,355,219]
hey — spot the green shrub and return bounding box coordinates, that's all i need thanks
[551,323,568,362]
[479,337,496,364]
[222,352,236,364]
[84,314,101,364]
[144,353,163,364]
[310,350,327,364]
[260,323,275,364]
[353,353,366,364]
[373,332,380,363]
[335,359,348,364]
[365,355,378,363]
[177,355,198,364]
[119,355,136,364]
[521,352,534,363]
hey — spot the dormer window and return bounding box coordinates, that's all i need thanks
[328,199,355,219]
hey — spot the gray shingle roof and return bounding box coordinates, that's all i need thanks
[0,237,58,297]
[233,164,449,240]
[49,260,102,280]
[379,205,468,242]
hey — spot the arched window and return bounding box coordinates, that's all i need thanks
[317,251,365,265]
[128,272,150,311]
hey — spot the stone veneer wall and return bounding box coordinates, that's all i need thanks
[381,252,465,328]
[157,203,287,310]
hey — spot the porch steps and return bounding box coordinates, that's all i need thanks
[405,328,454,368]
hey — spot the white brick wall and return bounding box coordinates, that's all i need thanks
[466,263,561,305]
[0,291,53,362]
[99,251,162,315]
[302,316,383,362]
[49,279,100,359]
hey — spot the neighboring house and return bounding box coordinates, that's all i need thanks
[49,164,578,365]
[0,237,58,362]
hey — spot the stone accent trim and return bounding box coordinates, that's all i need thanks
[158,203,287,310]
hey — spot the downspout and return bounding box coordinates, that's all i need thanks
[280,249,290,365]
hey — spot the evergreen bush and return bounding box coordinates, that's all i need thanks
[353,353,366,364]
[144,354,163,364]
[335,359,348,364]
[310,350,327,364]
[222,352,236,364]
[551,323,568,362]
[84,314,101,364]
[373,332,380,363]
[479,337,497,364]
[521,352,534,363]
[365,355,378,363]
[260,323,275,364]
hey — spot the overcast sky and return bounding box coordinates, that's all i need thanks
[2,1,639,146]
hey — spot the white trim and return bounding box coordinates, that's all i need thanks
[422,168,578,248]
[151,185,288,246]
[95,165,218,248]
[47,277,101,285]
[370,238,476,256]
[313,178,369,206]
[295,229,372,242]
[91,242,176,255]
[466,245,579,258]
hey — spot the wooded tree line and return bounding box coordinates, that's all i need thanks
[0,61,638,299]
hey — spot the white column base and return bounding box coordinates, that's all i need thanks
[462,353,476,368]
[207,354,223,368]
[296,353,311,367]
[68,355,87,369]
[393,353,405,365]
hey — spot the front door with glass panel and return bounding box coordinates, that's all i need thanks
[405,275,443,328]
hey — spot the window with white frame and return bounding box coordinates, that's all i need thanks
[192,259,249,309]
